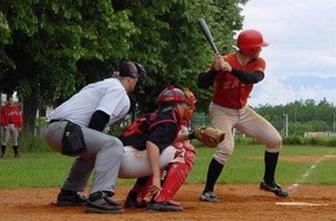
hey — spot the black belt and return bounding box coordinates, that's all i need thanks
[49,119,64,125]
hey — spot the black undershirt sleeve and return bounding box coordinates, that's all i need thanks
[88,110,110,132]
[198,69,218,89]
[230,68,264,84]
[148,122,177,152]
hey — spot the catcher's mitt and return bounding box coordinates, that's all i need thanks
[193,127,225,147]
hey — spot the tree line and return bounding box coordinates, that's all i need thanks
[254,98,336,136]
[0,0,248,133]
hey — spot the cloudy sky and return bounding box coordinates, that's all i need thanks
[240,0,336,106]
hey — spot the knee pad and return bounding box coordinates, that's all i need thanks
[172,142,196,166]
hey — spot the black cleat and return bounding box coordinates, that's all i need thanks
[85,191,123,214]
[56,189,87,206]
[200,191,220,203]
[148,200,183,212]
[260,181,289,197]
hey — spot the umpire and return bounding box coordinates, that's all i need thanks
[44,61,145,214]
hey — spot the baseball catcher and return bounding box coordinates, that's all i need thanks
[118,87,223,212]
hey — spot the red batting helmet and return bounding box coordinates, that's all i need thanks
[237,29,268,56]
[158,86,187,105]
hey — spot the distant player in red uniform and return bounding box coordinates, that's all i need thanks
[198,29,288,202]
[1,95,23,158]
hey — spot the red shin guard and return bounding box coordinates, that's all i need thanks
[154,161,192,202]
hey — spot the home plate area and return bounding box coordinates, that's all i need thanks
[1,184,335,221]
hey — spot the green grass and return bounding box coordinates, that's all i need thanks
[190,144,336,185]
[0,145,335,189]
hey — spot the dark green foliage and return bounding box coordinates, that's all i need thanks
[1,0,247,131]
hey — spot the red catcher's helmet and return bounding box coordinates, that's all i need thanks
[237,29,268,56]
[158,86,187,105]
[182,88,197,124]
[184,88,197,105]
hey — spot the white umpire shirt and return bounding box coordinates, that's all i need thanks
[48,78,130,127]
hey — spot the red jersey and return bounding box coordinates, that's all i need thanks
[212,52,266,109]
[0,104,24,128]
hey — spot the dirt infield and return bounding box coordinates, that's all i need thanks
[249,155,336,163]
[1,184,335,221]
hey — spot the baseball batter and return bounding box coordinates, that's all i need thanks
[198,29,288,203]
[44,61,145,214]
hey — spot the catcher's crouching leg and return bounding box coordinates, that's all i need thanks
[125,177,152,208]
[148,143,195,212]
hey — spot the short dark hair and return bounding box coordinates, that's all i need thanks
[119,61,138,78]
[6,94,13,101]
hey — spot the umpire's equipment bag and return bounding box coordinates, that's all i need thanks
[62,121,87,156]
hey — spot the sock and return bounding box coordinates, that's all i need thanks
[135,176,150,186]
[13,145,19,155]
[126,177,150,201]
[60,188,77,196]
[1,145,6,156]
[263,151,279,184]
[203,158,224,193]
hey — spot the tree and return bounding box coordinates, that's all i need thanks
[0,0,136,133]
[1,0,247,132]
[115,0,247,112]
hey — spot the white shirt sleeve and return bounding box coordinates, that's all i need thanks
[96,87,130,120]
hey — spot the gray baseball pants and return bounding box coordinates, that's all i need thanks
[2,124,19,146]
[44,121,123,194]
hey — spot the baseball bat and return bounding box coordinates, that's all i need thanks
[198,18,219,54]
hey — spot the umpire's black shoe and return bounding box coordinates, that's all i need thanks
[85,191,123,214]
[56,189,87,206]
[148,200,183,212]
[260,181,289,197]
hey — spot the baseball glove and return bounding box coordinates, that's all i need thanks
[193,127,225,147]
